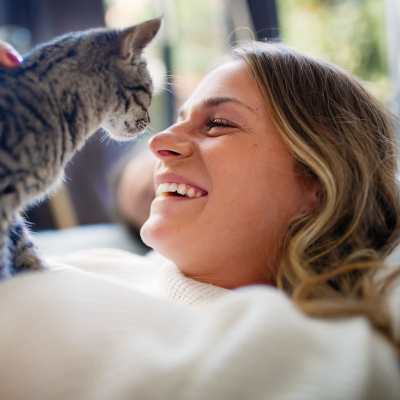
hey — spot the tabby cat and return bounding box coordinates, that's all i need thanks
[0,18,161,280]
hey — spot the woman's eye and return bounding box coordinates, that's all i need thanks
[206,118,236,132]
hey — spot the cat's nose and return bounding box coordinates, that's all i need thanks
[135,111,150,129]
[136,118,148,130]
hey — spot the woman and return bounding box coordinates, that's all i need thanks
[0,40,399,399]
[123,42,400,336]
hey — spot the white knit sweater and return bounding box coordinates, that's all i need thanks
[48,248,231,305]
[0,248,398,400]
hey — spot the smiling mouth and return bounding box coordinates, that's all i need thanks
[155,182,208,199]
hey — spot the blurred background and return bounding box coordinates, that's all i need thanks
[0,0,398,255]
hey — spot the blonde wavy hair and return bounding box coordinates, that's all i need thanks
[234,42,400,353]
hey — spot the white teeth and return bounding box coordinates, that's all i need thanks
[177,184,186,195]
[156,182,204,198]
[169,183,178,192]
[187,188,195,198]
[156,183,168,196]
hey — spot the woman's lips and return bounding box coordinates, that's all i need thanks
[157,193,208,201]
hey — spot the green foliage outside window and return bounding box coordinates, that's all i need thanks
[104,0,391,106]
[278,0,390,101]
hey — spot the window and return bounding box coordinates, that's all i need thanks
[278,0,390,102]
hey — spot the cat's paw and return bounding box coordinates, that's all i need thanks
[14,251,47,273]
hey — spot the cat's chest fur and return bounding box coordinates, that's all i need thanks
[0,70,71,198]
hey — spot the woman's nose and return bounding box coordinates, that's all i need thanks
[148,127,194,161]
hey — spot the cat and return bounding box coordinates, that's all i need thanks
[0,17,161,280]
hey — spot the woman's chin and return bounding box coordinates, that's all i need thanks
[141,220,202,272]
[140,217,177,253]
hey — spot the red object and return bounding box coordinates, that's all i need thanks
[5,51,22,66]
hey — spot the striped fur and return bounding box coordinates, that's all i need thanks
[0,18,161,280]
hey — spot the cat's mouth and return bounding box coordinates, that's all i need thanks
[103,115,150,141]
[108,119,149,141]
[124,120,147,133]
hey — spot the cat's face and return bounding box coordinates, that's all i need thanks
[104,56,153,141]
[101,18,161,141]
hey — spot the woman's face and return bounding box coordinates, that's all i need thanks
[141,60,318,288]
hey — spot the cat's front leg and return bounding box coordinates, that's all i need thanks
[10,215,47,274]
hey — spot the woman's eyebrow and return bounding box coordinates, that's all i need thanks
[177,96,257,119]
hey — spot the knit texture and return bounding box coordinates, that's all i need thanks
[0,247,397,399]
[158,262,229,305]
[48,248,230,306]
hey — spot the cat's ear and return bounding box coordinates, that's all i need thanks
[120,18,161,60]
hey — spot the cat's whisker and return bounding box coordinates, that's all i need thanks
[101,133,115,146]
[136,126,155,139]
[99,131,109,144]
[160,86,175,95]
[164,73,177,79]
[144,125,157,135]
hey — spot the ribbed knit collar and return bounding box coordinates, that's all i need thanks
[155,259,231,306]
[49,249,231,307]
